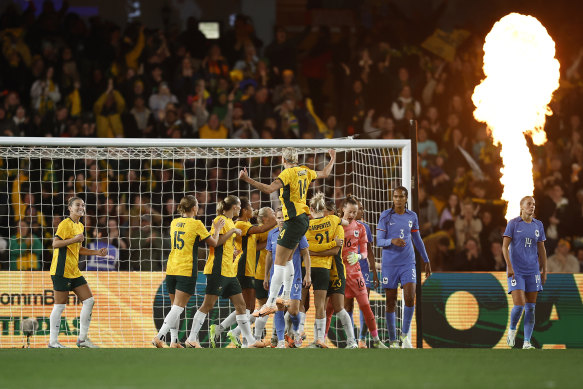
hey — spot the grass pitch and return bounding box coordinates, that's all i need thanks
[0,348,580,389]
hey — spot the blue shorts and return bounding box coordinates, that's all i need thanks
[507,273,543,294]
[275,281,303,300]
[359,259,372,289]
[382,264,416,290]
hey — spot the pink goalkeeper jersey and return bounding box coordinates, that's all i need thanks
[342,220,368,276]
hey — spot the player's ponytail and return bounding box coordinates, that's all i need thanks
[342,194,359,209]
[257,207,274,224]
[177,195,198,214]
[217,195,239,215]
[310,192,326,214]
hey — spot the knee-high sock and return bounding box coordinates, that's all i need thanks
[187,310,206,342]
[510,305,524,331]
[337,309,355,343]
[219,310,237,335]
[315,317,326,342]
[386,312,396,341]
[284,311,291,334]
[254,315,269,340]
[282,261,294,299]
[298,312,306,334]
[402,305,415,335]
[157,304,184,340]
[171,314,180,344]
[325,300,334,335]
[359,308,368,340]
[78,297,95,342]
[290,313,300,332]
[274,311,285,341]
[232,309,254,337]
[267,265,286,305]
[524,303,536,342]
[236,314,255,346]
[49,304,66,344]
[355,293,378,339]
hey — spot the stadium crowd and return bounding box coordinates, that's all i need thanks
[0,1,582,273]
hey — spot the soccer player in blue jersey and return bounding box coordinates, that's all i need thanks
[377,186,431,348]
[503,196,548,349]
[254,208,311,347]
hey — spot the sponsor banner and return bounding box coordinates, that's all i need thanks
[1,272,581,348]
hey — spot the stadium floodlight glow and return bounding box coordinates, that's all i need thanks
[0,137,412,348]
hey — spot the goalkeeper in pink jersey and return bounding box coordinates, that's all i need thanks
[330,195,388,348]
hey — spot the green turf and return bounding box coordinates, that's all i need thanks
[0,349,580,389]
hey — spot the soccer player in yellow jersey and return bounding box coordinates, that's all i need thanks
[152,195,224,348]
[239,147,336,316]
[48,197,107,348]
[304,192,350,348]
[184,195,263,348]
[210,200,276,347]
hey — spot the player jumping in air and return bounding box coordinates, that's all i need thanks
[503,196,547,349]
[377,186,431,348]
[239,147,335,317]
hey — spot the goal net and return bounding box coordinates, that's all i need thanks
[0,138,412,348]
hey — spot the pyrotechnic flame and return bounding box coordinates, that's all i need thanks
[472,13,560,220]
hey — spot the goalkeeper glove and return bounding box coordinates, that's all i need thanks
[347,252,361,265]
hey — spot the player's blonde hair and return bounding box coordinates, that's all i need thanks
[310,192,326,214]
[257,207,274,224]
[282,147,298,164]
[177,195,198,214]
[217,195,239,215]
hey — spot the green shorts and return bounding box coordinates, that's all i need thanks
[51,275,87,292]
[327,272,346,296]
[205,274,242,298]
[277,213,309,250]
[254,278,268,300]
[311,267,330,291]
[237,274,255,290]
[166,274,197,295]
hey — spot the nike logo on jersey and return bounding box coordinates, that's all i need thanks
[517,230,522,232]
[390,223,396,225]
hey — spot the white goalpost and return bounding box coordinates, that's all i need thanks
[0,137,412,348]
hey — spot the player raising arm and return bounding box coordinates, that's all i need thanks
[503,196,547,349]
[377,186,431,348]
[239,147,335,317]
[49,197,107,348]
[152,195,224,348]
[184,195,262,348]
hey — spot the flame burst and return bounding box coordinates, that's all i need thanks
[472,13,560,220]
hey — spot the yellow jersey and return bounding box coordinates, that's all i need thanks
[306,215,342,269]
[329,225,346,281]
[255,229,272,280]
[278,166,317,220]
[204,215,237,277]
[166,217,211,277]
[50,218,84,278]
[234,220,257,278]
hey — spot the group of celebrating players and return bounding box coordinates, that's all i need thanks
[46,147,548,349]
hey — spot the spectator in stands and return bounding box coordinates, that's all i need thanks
[82,226,118,271]
[129,215,163,271]
[148,82,178,121]
[547,239,579,273]
[439,193,460,228]
[453,237,487,271]
[418,187,438,237]
[197,112,228,139]
[272,69,302,105]
[9,220,43,270]
[391,85,421,123]
[484,240,506,271]
[455,199,482,249]
[30,66,61,116]
[94,78,125,137]
[242,86,273,130]
[423,219,456,271]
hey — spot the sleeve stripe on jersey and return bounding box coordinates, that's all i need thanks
[411,229,419,232]
[377,228,386,231]
[55,235,63,240]
[277,177,284,186]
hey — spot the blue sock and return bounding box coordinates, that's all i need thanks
[509,305,524,330]
[385,312,396,341]
[524,303,536,342]
[274,311,285,341]
[402,305,415,335]
[359,310,368,340]
[290,313,300,332]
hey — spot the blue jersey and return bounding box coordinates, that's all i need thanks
[86,240,118,271]
[267,228,307,283]
[377,209,420,267]
[503,216,545,276]
[357,221,373,254]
